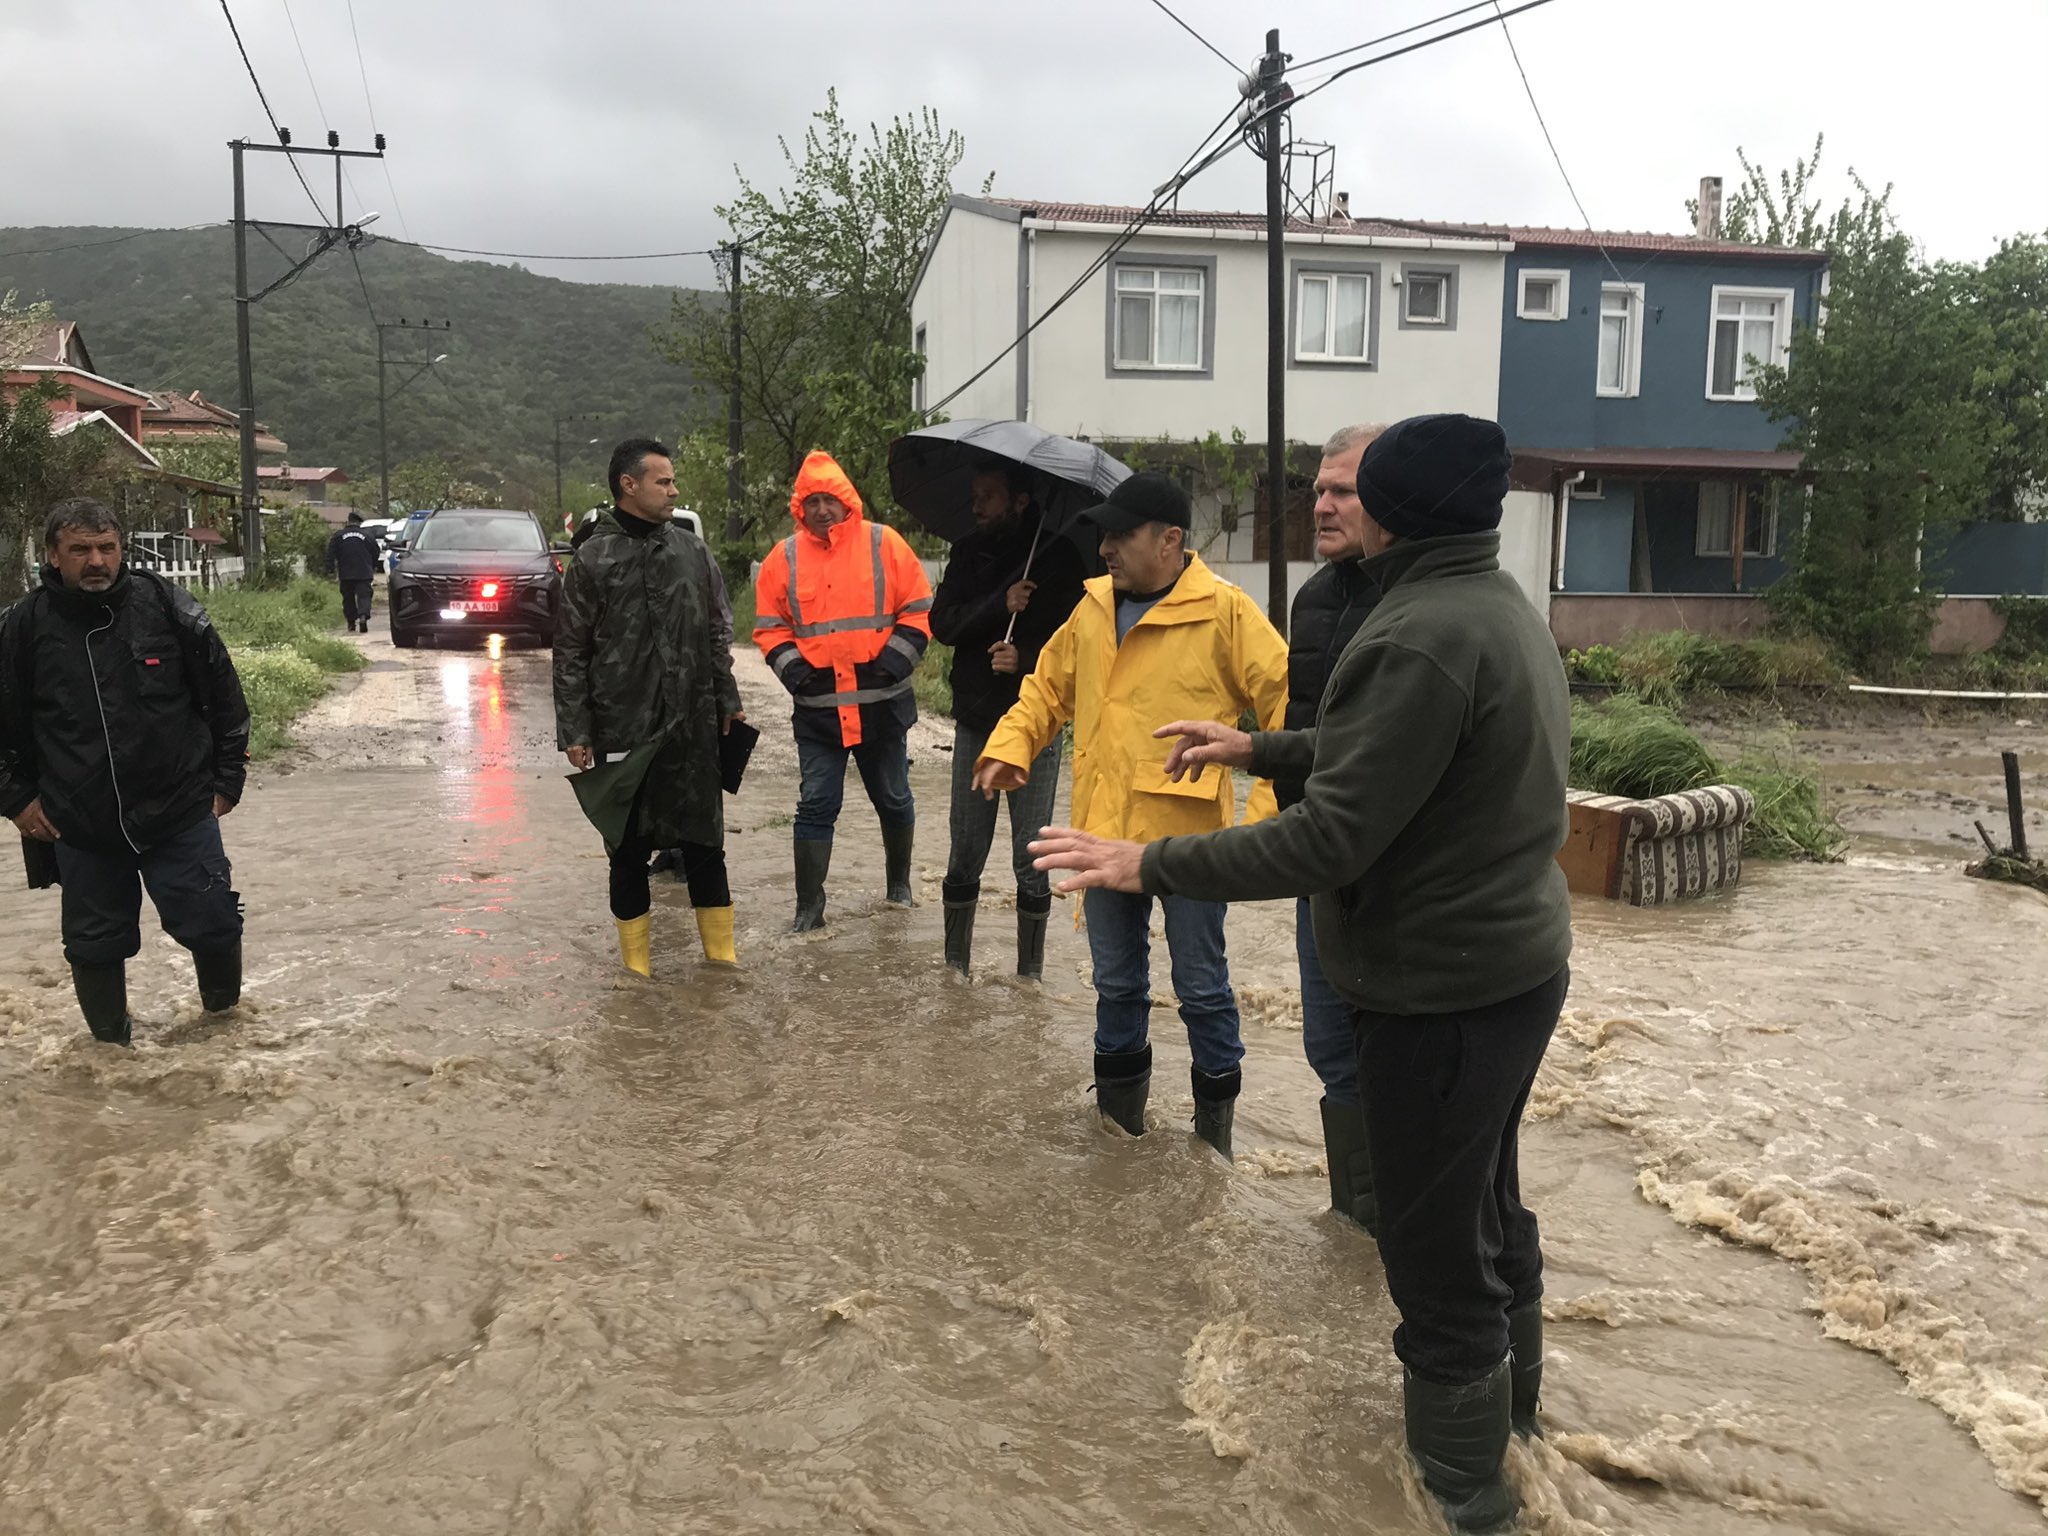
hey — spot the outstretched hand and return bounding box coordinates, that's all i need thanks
[970,756,1028,801]
[1155,719,1255,783]
[1028,826,1145,894]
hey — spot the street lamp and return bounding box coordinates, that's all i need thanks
[554,412,605,521]
[377,318,454,520]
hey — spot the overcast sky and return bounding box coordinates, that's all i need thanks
[6,0,2046,289]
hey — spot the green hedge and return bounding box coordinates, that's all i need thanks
[205,578,366,758]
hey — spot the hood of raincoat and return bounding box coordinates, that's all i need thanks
[789,451,866,544]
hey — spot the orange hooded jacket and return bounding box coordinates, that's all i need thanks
[753,451,934,747]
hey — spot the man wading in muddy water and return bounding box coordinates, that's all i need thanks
[973,471,1288,1161]
[0,498,251,1045]
[1030,415,1572,1535]
[554,439,745,975]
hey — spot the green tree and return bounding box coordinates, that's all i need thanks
[1973,234,2048,521]
[659,90,986,538]
[388,456,498,513]
[1,292,119,592]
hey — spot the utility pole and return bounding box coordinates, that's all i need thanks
[553,412,603,525]
[378,318,453,519]
[1257,30,1292,635]
[721,240,746,543]
[229,129,386,571]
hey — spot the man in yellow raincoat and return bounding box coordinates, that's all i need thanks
[972,472,1287,1158]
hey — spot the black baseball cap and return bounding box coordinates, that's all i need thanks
[1080,471,1191,534]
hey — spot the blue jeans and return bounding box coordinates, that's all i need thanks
[1298,897,1361,1107]
[945,721,1063,912]
[1085,888,1243,1075]
[794,732,914,843]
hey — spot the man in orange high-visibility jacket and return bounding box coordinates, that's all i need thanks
[754,450,934,931]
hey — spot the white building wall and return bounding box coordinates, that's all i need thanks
[910,206,1021,423]
[1022,228,1506,445]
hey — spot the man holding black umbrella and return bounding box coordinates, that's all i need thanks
[930,462,1087,979]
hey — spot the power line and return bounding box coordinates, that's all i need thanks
[386,238,719,262]
[1287,0,1565,113]
[1292,0,1500,72]
[1145,0,1242,72]
[0,224,225,260]
[343,0,413,244]
[1485,0,1631,289]
[277,0,374,223]
[216,0,327,221]
[347,243,380,327]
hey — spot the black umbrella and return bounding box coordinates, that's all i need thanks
[889,420,1129,641]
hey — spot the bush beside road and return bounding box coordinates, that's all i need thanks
[205,579,368,758]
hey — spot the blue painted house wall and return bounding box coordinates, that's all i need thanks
[1496,251,1826,452]
[1929,523,2048,596]
[1500,246,1826,595]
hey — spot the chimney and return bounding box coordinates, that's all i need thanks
[1695,175,1724,240]
[1331,189,1351,224]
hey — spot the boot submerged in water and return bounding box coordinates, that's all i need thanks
[1404,1357,1517,1534]
[882,820,916,907]
[694,906,738,967]
[1015,895,1049,980]
[942,878,977,975]
[792,838,831,932]
[1191,1065,1241,1161]
[71,961,131,1046]
[193,941,243,1013]
[1319,1096,1379,1234]
[614,913,653,977]
[1508,1301,1543,1437]
[1093,1044,1151,1135]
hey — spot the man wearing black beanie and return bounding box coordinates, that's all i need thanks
[1029,413,1572,1534]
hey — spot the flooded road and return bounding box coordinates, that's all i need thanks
[0,635,2041,1533]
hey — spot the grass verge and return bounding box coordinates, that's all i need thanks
[1570,696,1845,862]
[206,578,366,757]
[1565,631,1842,706]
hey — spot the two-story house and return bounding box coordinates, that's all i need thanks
[909,195,1549,604]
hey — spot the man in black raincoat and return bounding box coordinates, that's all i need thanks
[1,499,250,1045]
[553,439,744,974]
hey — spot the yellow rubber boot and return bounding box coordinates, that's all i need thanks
[695,906,738,967]
[615,913,653,977]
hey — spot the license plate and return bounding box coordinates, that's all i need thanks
[448,601,500,614]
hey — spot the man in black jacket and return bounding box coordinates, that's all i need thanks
[1,500,252,1045]
[929,463,1086,978]
[1283,423,1384,1232]
[327,511,381,633]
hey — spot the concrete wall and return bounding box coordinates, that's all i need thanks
[909,202,1023,423]
[1019,227,1506,445]
[1550,593,2008,656]
[1496,250,1825,452]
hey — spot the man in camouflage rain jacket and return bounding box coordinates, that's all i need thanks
[553,438,745,974]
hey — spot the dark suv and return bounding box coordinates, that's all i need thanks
[387,508,564,648]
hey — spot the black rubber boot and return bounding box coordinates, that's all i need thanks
[71,962,132,1046]
[1404,1358,1517,1535]
[1508,1302,1544,1437]
[1093,1045,1151,1135]
[194,941,243,1013]
[1015,896,1050,980]
[792,838,832,933]
[882,821,916,906]
[1319,1096,1379,1234]
[1191,1065,1241,1161]
[943,900,976,975]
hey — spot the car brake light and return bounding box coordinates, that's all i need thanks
[479,580,500,599]
[552,558,564,575]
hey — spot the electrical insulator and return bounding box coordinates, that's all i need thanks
[327,130,340,148]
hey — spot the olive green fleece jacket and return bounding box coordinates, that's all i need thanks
[1139,531,1572,1015]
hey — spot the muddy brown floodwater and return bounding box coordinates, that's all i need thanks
[1,632,2042,1534]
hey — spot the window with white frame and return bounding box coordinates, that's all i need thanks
[1404,271,1448,324]
[1707,286,1793,400]
[1597,283,1644,397]
[1695,481,1776,557]
[1295,269,1373,361]
[1517,268,1570,320]
[1114,265,1205,369]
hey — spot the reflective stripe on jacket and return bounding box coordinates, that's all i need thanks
[980,553,1289,843]
[753,450,933,747]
